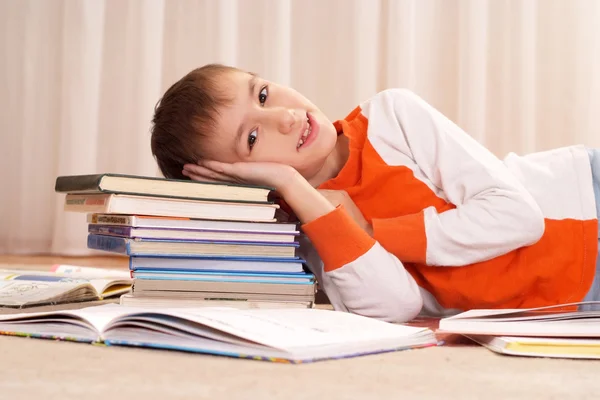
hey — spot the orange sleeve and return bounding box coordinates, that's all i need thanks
[301,205,376,272]
[371,211,427,264]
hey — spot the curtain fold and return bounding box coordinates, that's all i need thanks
[2,0,599,254]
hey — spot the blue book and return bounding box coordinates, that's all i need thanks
[87,234,298,258]
[131,269,315,284]
[88,224,299,244]
[129,256,306,274]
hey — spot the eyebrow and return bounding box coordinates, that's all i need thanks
[235,74,258,147]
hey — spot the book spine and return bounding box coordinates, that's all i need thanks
[55,174,104,193]
[88,225,133,237]
[64,194,111,208]
[88,214,134,226]
[87,234,129,254]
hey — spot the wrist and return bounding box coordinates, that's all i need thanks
[276,168,305,198]
[276,172,335,224]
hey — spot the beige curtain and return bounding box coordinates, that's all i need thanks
[2,0,600,255]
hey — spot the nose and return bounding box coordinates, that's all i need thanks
[267,107,297,135]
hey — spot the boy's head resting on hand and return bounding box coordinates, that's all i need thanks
[151,63,339,181]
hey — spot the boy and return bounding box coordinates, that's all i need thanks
[151,63,600,322]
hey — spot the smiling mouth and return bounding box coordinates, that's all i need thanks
[297,115,312,149]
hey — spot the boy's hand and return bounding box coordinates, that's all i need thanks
[318,189,373,236]
[183,160,300,193]
[183,162,372,236]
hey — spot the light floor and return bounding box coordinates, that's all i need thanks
[0,254,598,399]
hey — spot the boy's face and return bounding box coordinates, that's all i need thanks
[204,71,339,180]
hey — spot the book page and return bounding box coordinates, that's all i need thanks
[0,304,136,335]
[69,304,144,333]
[51,264,131,279]
[0,269,132,299]
[149,307,430,350]
[0,280,87,307]
[444,301,600,322]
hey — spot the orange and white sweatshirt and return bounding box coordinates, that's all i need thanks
[300,89,599,323]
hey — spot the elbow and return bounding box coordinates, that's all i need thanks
[381,295,423,324]
[518,199,545,245]
[345,286,424,324]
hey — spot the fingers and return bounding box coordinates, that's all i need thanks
[182,163,234,183]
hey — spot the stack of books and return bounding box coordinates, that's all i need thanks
[54,173,316,309]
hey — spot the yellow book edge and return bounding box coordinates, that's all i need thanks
[467,335,600,359]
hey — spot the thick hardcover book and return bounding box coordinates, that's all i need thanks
[64,193,279,222]
[55,173,272,203]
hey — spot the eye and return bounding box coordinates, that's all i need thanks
[248,129,258,151]
[258,86,268,106]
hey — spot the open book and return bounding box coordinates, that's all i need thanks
[438,301,600,337]
[439,301,600,359]
[0,304,437,363]
[466,335,600,360]
[0,267,132,308]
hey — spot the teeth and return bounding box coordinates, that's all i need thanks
[297,119,312,149]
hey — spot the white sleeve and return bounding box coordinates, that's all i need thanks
[298,211,423,324]
[364,89,545,266]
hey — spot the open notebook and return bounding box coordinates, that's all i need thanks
[0,304,438,363]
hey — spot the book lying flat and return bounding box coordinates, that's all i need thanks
[466,335,600,360]
[65,194,279,222]
[0,304,438,362]
[88,224,298,244]
[131,270,315,284]
[119,294,314,310]
[132,279,316,296]
[129,256,306,274]
[88,234,298,258]
[87,214,299,233]
[0,269,132,308]
[55,173,272,203]
[129,290,316,303]
[438,301,600,337]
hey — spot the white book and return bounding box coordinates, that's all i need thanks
[65,193,279,222]
[87,214,298,233]
[438,301,600,337]
[119,294,314,310]
[0,304,438,363]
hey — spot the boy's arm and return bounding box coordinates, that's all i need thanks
[365,89,545,266]
[183,161,424,323]
[280,175,423,323]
